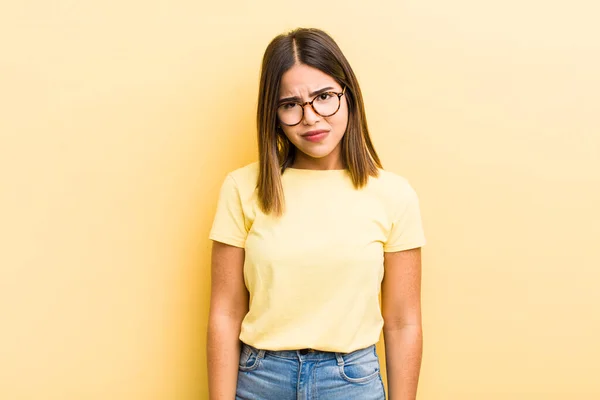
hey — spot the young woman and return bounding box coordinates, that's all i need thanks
[207,28,426,400]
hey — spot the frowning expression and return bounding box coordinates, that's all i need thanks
[278,64,348,169]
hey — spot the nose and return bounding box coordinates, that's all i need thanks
[301,103,320,125]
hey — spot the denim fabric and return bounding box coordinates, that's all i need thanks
[236,343,386,400]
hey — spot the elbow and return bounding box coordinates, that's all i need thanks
[208,306,246,328]
[382,315,422,333]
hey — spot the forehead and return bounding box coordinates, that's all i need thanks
[279,64,339,96]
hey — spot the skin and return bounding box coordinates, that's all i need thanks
[207,242,247,400]
[382,248,423,400]
[278,63,348,170]
[207,63,423,399]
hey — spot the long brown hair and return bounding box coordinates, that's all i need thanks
[257,28,382,216]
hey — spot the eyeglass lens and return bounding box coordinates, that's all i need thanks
[277,92,341,126]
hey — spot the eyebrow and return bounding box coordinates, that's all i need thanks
[278,86,335,104]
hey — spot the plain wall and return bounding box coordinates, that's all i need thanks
[1,0,598,399]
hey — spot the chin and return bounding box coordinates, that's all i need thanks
[297,147,335,159]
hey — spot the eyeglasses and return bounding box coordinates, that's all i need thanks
[277,87,346,126]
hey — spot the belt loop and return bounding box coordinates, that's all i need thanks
[335,352,344,366]
[258,349,266,359]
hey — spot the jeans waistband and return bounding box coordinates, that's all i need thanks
[242,342,376,362]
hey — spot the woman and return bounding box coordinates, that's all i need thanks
[207,27,426,400]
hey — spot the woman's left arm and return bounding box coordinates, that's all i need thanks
[381,247,423,400]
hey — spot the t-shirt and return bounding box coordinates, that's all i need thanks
[209,162,426,353]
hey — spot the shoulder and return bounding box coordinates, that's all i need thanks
[224,162,259,191]
[216,162,259,206]
[228,161,259,181]
[369,169,417,196]
[367,169,422,215]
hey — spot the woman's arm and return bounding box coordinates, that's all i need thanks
[207,241,249,400]
[381,247,423,400]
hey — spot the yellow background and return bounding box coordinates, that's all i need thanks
[1,1,599,399]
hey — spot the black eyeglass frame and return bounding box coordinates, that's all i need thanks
[277,86,347,127]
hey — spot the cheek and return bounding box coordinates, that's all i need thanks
[330,109,349,134]
[281,127,297,139]
[280,127,302,146]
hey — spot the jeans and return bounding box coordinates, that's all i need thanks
[236,342,386,400]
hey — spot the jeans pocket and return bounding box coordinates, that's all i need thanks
[239,343,264,372]
[337,346,381,384]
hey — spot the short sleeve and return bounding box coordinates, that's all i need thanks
[384,183,426,252]
[209,174,248,248]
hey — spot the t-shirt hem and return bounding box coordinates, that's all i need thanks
[209,233,245,248]
[240,340,380,354]
[383,241,426,253]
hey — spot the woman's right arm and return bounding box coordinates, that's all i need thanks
[207,240,249,400]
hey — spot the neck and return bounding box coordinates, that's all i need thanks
[291,156,344,170]
[291,146,344,171]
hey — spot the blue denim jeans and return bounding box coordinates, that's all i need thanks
[236,342,386,399]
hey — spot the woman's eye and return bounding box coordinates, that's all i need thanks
[318,93,332,100]
[281,103,296,109]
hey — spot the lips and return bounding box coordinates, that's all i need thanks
[301,129,329,142]
[302,129,328,137]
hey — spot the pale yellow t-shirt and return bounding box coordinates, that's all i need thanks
[209,162,426,353]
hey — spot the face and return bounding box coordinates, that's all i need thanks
[277,64,348,169]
